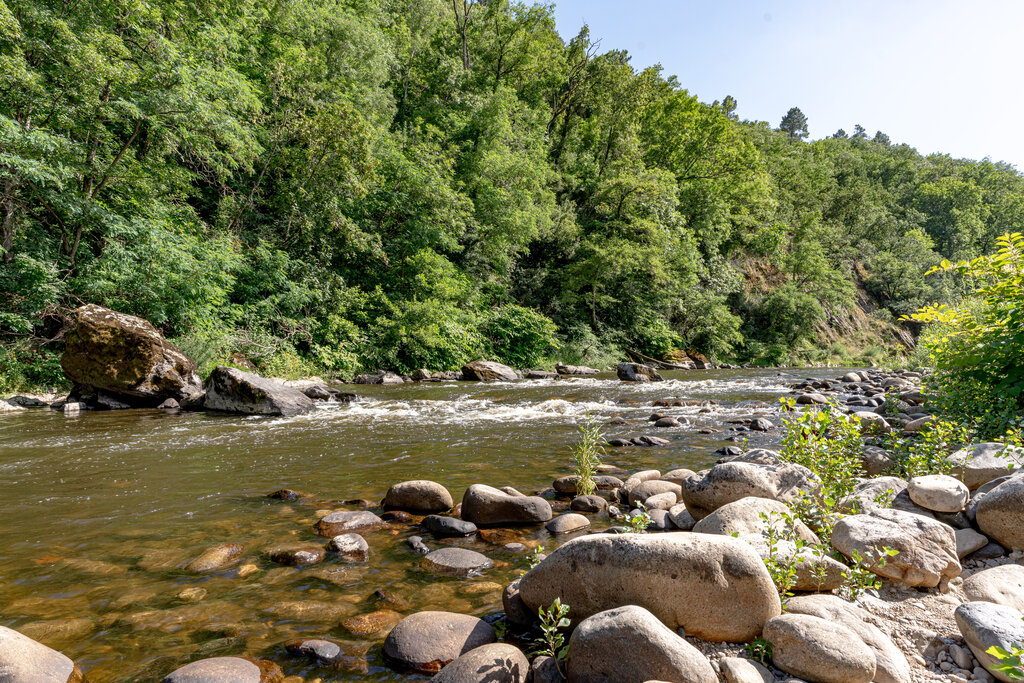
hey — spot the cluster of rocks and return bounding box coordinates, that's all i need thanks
[789,369,933,433]
[355,360,602,385]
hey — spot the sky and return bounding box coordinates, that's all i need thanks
[551,0,1024,170]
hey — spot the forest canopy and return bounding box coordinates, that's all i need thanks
[2,0,1023,384]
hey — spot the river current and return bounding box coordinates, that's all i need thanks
[0,367,837,681]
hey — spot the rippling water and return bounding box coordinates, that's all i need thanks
[0,367,841,681]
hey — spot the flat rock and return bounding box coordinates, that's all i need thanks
[461,485,551,526]
[384,481,454,513]
[908,474,969,513]
[963,565,1024,611]
[553,475,622,494]
[566,605,716,683]
[314,510,385,537]
[431,643,529,682]
[383,611,496,675]
[202,366,313,417]
[343,609,403,636]
[326,533,369,561]
[545,513,590,534]
[0,625,80,683]
[955,601,1024,683]
[422,548,493,577]
[518,533,780,641]
[763,613,876,683]
[831,508,960,587]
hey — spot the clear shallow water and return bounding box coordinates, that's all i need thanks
[0,368,836,681]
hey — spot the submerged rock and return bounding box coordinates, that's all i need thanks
[183,543,244,574]
[422,548,493,576]
[326,533,370,561]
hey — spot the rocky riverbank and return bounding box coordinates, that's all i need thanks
[2,364,1023,683]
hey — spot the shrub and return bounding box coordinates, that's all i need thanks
[482,304,560,369]
[571,417,604,495]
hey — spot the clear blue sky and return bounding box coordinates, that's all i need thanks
[551,0,1024,170]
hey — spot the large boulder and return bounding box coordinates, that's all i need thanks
[60,304,201,406]
[0,625,83,683]
[963,565,1024,611]
[681,461,819,520]
[948,443,1024,490]
[383,611,496,675]
[763,613,876,683]
[202,366,313,417]
[616,363,662,382]
[383,481,454,513]
[975,474,1024,550]
[692,497,819,544]
[831,508,960,587]
[955,602,1024,683]
[517,533,780,642]
[431,643,529,682]
[461,485,552,526]
[565,605,716,683]
[785,594,910,683]
[461,361,519,382]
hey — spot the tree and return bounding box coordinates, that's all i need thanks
[779,107,809,141]
[832,128,848,139]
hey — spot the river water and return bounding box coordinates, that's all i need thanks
[0,368,829,681]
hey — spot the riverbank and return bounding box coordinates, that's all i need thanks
[2,367,1022,682]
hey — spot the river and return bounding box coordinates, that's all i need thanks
[0,367,836,681]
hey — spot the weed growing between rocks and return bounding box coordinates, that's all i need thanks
[622,503,652,533]
[744,637,773,666]
[988,621,1024,681]
[839,547,897,600]
[526,546,546,569]
[759,511,803,606]
[571,416,604,496]
[535,598,570,675]
[884,418,970,479]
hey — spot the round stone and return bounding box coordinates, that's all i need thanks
[545,513,590,535]
[326,533,369,561]
[908,474,970,513]
[314,510,385,536]
[383,480,454,513]
[161,656,261,683]
[422,548,493,577]
[266,544,325,566]
[383,611,496,675]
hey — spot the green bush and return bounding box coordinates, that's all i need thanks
[362,298,484,373]
[0,343,67,393]
[482,304,560,369]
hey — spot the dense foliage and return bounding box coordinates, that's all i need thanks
[3,0,1024,385]
[909,233,1024,438]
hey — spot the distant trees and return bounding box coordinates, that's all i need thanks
[779,107,809,141]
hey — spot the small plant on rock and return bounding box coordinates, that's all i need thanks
[535,597,571,675]
[526,545,546,569]
[988,621,1024,681]
[622,503,652,533]
[744,637,773,666]
[571,415,604,496]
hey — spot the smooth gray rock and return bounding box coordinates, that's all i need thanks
[908,474,969,513]
[461,361,519,381]
[202,366,313,416]
[314,510,385,536]
[421,515,478,537]
[326,533,369,561]
[963,565,1024,611]
[0,625,79,683]
[431,643,529,682]
[616,363,663,382]
[955,601,1024,683]
[948,443,1024,490]
[681,461,820,520]
[545,514,590,534]
[566,605,716,683]
[422,548,493,577]
[763,613,876,683]
[383,611,496,675]
[461,485,552,526]
[161,656,261,683]
[692,497,818,544]
[976,474,1024,550]
[384,480,454,513]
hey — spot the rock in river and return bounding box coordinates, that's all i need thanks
[183,543,244,574]
[422,548,493,577]
[517,533,780,642]
[202,366,314,417]
[314,510,385,537]
[266,544,325,566]
[566,605,716,683]
[383,611,496,675]
[431,643,529,683]
[421,515,478,537]
[161,656,280,683]
[681,460,819,520]
[616,362,663,382]
[326,533,370,561]
[545,513,590,534]
[0,625,83,683]
[384,480,454,513]
[461,361,519,381]
[461,485,552,526]
[60,303,202,406]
